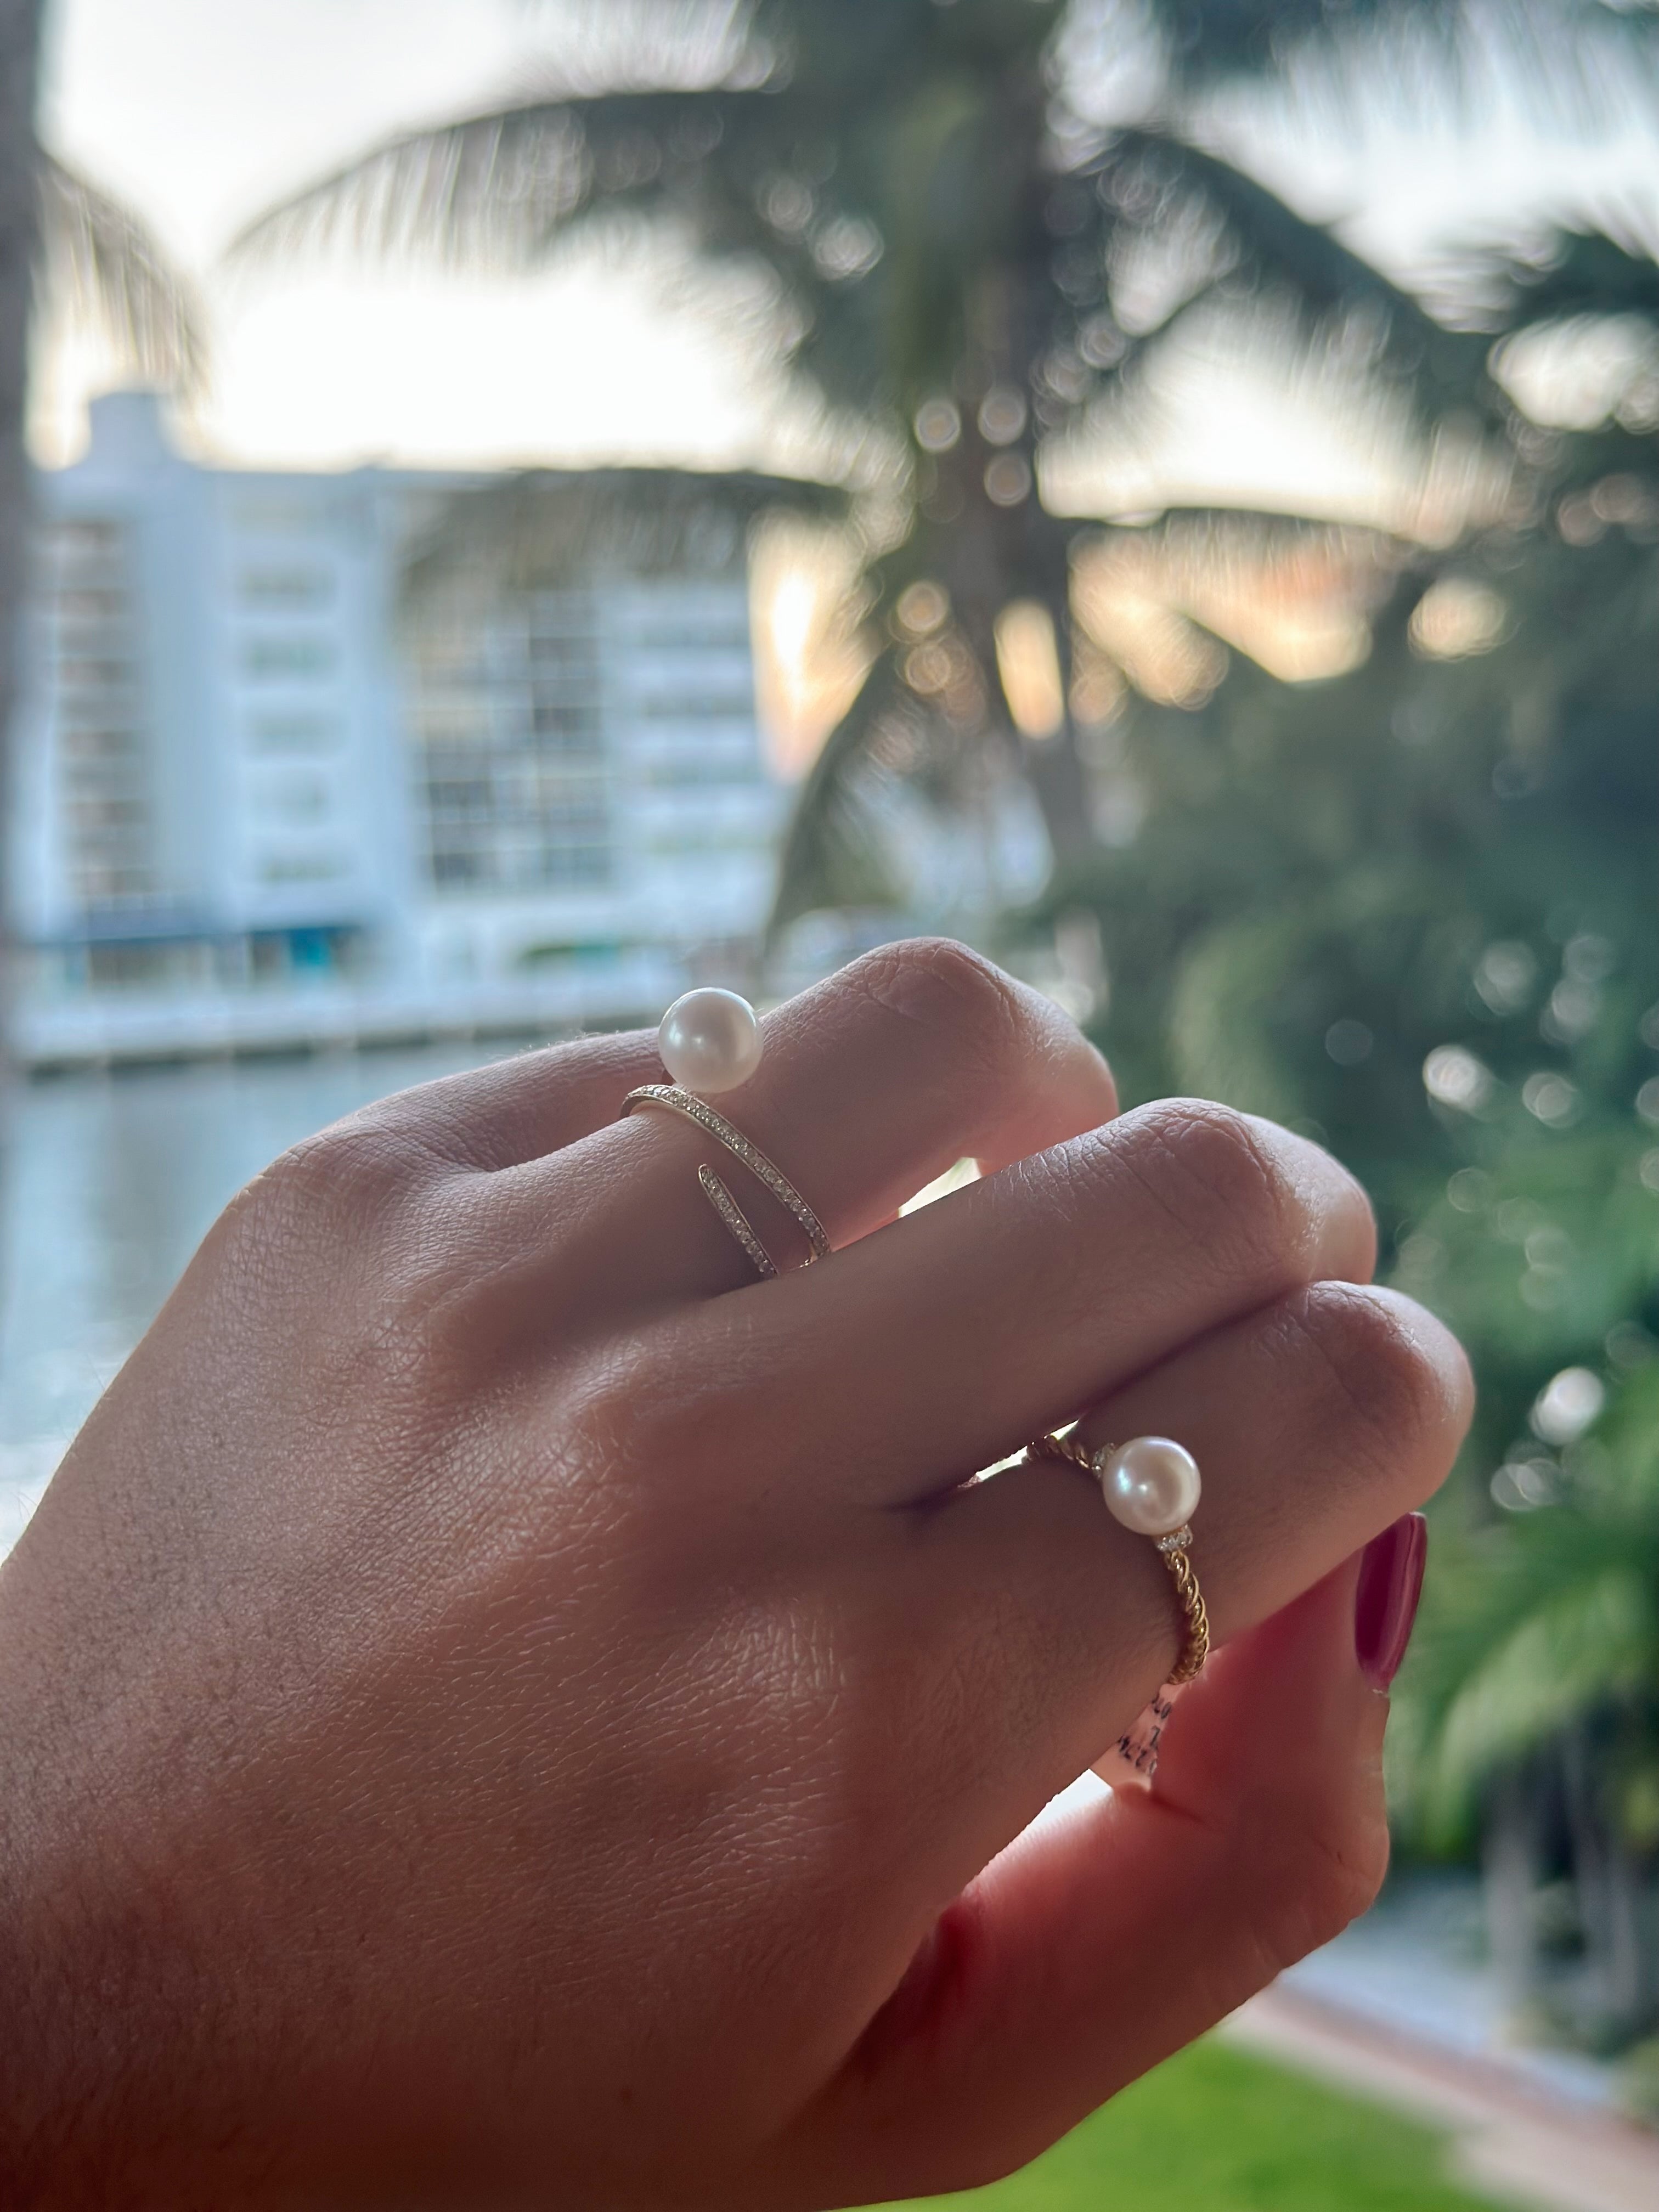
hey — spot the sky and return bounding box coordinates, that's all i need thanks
[36,0,821,472]
[33,0,1659,504]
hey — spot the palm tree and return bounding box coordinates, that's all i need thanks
[0,0,44,873]
[246,0,1648,916]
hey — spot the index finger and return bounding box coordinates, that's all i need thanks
[462,941,1119,1314]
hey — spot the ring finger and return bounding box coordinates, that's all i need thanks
[860,1277,1469,1901]
[477,939,1119,1311]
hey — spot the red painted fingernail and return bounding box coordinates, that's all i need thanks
[1355,1513,1428,1692]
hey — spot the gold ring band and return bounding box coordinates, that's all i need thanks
[621,1084,831,1278]
[1025,1429,1211,1685]
[696,1163,778,1280]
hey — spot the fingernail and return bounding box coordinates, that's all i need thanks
[1355,1513,1428,1692]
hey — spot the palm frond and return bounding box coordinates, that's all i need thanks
[229,88,786,271]
[1466,218,1659,333]
[400,464,845,610]
[1085,127,1497,412]
[1399,1362,1659,1833]
[1148,0,1659,126]
[36,153,206,391]
[1428,1568,1656,1814]
[515,2,758,95]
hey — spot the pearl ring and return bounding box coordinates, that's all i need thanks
[1026,1427,1211,1782]
[622,990,828,1281]
[656,986,763,1096]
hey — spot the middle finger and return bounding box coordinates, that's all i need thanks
[704,1093,1378,1504]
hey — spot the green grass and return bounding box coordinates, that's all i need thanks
[879,2038,1508,2212]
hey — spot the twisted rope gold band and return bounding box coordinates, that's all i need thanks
[1025,1429,1211,1685]
[622,1084,832,1278]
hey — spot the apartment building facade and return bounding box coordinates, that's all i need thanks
[11,392,782,1064]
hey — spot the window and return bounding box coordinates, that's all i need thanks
[86,943,174,988]
[57,588,126,623]
[61,725,142,760]
[428,777,492,817]
[644,758,757,788]
[529,631,599,670]
[228,495,332,533]
[239,567,334,612]
[531,701,604,755]
[53,520,124,558]
[257,849,347,885]
[42,516,156,912]
[409,590,616,894]
[431,849,481,884]
[256,774,331,826]
[249,713,341,755]
[241,636,336,680]
[67,796,146,828]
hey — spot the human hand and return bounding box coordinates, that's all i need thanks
[0,941,1469,2209]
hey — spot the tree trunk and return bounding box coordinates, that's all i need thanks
[946,556,1096,874]
[1019,715,1097,869]
[1485,1764,1545,2018]
[1563,1721,1657,2040]
[0,0,42,935]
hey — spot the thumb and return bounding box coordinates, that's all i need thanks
[793,1523,1423,2208]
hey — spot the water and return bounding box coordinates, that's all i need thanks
[0,1043,515,1551]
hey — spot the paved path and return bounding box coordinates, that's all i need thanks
[1224,1983,1659,2212]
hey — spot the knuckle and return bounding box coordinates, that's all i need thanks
[1288,1284,1448,1471]
[1263,1815,1390,1962]
[847,936,1026,1079]
[1291,1785,1391,1936]
[560,1331,726,1488]
[559,1347,654,1480]
[257,1111,438,1226]
[1111,1098,1304,1271]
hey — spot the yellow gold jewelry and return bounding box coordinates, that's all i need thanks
[621,1084,831,1279]
[1026,1429,1210,1686]
[695,1163,778,1280]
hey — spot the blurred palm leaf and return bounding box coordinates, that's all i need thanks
[1153,0,1659,119]
[233,90,776,275]
[1473,219,1659,331]
[1430,1570,1652,1808]
[1078,126,1497,413]
[36,152,205,390]
[1403,1367,1659,1837]
[399,464,844,608]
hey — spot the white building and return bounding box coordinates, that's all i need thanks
[11,393,783,1065]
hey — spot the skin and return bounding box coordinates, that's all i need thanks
[0,940,1472,2210]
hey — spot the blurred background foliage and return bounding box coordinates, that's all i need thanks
[234,0,1659,2054]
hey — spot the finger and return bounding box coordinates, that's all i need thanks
[320,1029,668,1172]
[848,1283,1465,1911]
[719,1096,1379,1500]
[796,1554,1395,2206]
[479,939,1118,1305]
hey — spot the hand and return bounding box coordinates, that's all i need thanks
[0,941,1470,2209]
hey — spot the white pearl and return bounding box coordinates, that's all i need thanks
[658,988,763,1096]
[1099,1436,1201,1537]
